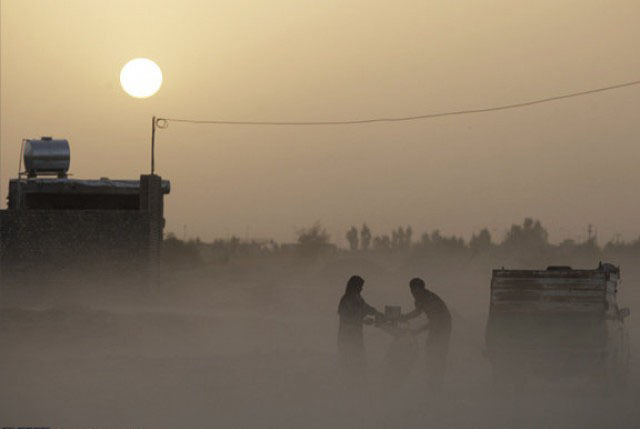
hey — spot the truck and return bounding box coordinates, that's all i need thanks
[485,262,630,387]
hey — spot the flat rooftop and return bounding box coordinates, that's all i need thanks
[7,178,171,210]
[9,178,171,194]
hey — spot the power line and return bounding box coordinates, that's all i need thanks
[156,78,640,127]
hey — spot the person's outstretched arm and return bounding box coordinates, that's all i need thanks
[362,299,384,319]
[400,307,422,321]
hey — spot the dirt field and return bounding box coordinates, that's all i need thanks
[1,255,639,428]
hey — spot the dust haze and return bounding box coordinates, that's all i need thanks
[2,1,640,427]
[2,222,639,427]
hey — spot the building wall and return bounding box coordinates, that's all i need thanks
[0,174,167,284]
[0,210,152,275]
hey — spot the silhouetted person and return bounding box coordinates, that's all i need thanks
[337,275,382,378]
[401,277,452,390]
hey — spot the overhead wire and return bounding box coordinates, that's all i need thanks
[155,78,640,127]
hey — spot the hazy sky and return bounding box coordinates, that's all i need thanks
[2,0,640,244]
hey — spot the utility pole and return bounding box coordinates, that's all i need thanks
[151,116,156,175]
[587,224,593,242]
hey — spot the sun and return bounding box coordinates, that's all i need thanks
[120,58,163,98]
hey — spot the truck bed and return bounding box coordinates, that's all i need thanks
[490,264,619,313]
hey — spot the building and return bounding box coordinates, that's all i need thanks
[0,137,170,278]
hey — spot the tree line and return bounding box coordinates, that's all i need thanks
[162,218,639,268]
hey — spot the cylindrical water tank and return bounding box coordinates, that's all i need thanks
[24,137,70,176]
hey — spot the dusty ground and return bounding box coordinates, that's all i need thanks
[1,255,639,428]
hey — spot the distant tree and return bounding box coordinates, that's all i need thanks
[470,228,493,253]
[430,229,466,253]
[391,226,413,250]
[229,236,240,253]
[360,223,372,251]
[603,235,640,257]
[502,218,549,250]
[392,228,401,250]
[405,226,413,248]
[162,233,203,268]
[297,223,332,257]
[346,226,359,251]
[373,234,391,251]
[556,238,578,255]
[414,232,432,253]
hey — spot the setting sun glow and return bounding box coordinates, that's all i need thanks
[119,58,163,98]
